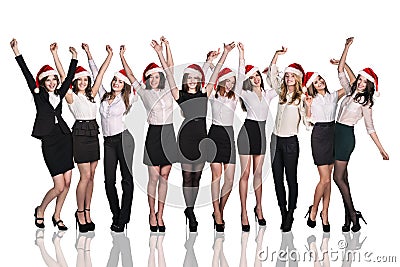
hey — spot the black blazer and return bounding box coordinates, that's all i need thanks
[15,55,78,139]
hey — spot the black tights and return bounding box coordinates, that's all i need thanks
[333,160,356,224]
[182,163,204,208]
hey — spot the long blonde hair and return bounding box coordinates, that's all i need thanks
[279,73,303,105]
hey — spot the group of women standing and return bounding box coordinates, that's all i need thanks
[10,36,388,235]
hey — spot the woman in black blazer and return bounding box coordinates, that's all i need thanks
[11,38,78,230]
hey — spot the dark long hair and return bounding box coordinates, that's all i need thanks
[239,70,264,111]
[144,72,166,90]
[39,75,60,95]
[215,78,236,100]
[71,76,95,102]
[101,79,132,113]
[349,75,375,108]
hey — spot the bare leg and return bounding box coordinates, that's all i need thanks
[148,166,160,227]
[219,163,235,218]
[239,155,251,226]
[53,170,72,227]
[157,164,172,226]
[253,155,265,220]
[211,163,223,224]
[84,161,98,223]
[311,164,333,222]
[77,163,91,223]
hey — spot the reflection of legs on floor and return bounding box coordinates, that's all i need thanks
[148,233,157,267]
[106,231,133,267]
[212,233,227,267]
[156,234,166,267]
[276,231,298,267]
[34,229,61,267]
[183,232,198,267]
[52,231,67,267]
[254,226,266,267]
[239,231,249,267]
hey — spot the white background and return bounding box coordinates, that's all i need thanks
[1,0,399,266]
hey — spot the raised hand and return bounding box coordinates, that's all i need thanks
[206,48,220,62]
[106,45,113,55]
[275,46,288,56]
[160,36,169,46]
[10,38,20,56]
[305,93,313,107]
[224,41,235,53]
[119,45,126,56]
[50,42,58,53]
[81,43,90,53]
[237,42,244,52]
[69,46,77,58]
[150,40,163,53]
[345,37,354,47]
[330,58,339,65]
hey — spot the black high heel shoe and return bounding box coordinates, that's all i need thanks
[156,212,165,232]
[85,209,95,231]
[184,207,198,232]
[75,210,89,233]
[253,206,266,226]
[241,213,250,232]
[342,210,351,232]
[305,205,316,228]
[351,211,367,233]
[34,206,45,229]
[149,213,158,232]
[319,212,330,233]
[212,213,224,232]
[52,215,68,231]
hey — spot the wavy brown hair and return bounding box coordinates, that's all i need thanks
[215,78,236,100]
[39,75,60,95]
[101,78,132,114]
[239,70,264,111]
[279,73,303,105]
[71,76,95,103]
[307,75,329,98]
[349,75,375,108]
[181,73,202,93]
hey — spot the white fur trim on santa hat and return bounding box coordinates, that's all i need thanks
[219,71,236,82]
[184,67,202,78]
[358,70,375,84]
[145,67,164,78]
[114,72,131,84]
[245,67,259,79]
[284,67,303,77]
[306,72,319,88]
[34,88,40,94]
[73,71,91,81]
[38,70,58,81]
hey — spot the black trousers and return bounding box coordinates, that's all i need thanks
[104,130,135,225]
[270,134,299,209]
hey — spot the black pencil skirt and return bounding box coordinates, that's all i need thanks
[178,119,208,164]
[41,124,74,177]
[237,119,266,155]
[311,121,335,166]
[144,124,178,166]
[72,120,100,164]
[334,122,355,161]
[207,124,236,164]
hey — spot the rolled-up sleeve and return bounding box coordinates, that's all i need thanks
[362,105,376,134]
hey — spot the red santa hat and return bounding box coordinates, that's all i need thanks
[303,72,319,88]
[183,64,205,87]
[245,65,259,79]
[284,63,305,79]
[35,65,58,93]
[142,62,163,83]
[114,69,131,84]
[215,67,236,89]
[73,66,91,81]
[358,68,379,96]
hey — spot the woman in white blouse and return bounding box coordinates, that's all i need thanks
[236,46,277,232]
[52,43,113,232]
[266,47,306,232]
[85,45,137,233]
[333,37,389,232]
[119,37,177,233]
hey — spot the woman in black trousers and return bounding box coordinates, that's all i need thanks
[11,38,77,230]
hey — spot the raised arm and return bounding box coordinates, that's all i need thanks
[234,42,246,96]
[336,37,354,98]
[82,43,106,99]
[91,45,113,97]
[203,48,220,75]
[330,58,356,100]
[11,38,37,92]
[58,46,78,98]
[151,39,179,100]
[50,42,66,82]
[161,36,174,69]
[266,46,287,92]
[205,42,235,97]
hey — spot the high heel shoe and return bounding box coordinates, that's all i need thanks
[319,212,330,233]
[184,207,198,232]
[305,205,316,228]
[342,210,351,232]
[351,211,367,233]
[34,206,45,229]
[156,212,165,232]
[212,213,224,232]
[75,210,89,233]
[149,213,158,232]
[84,209,95,231]
[253,206,266,226]
[52,215,68,231]
[241,213,250,232]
